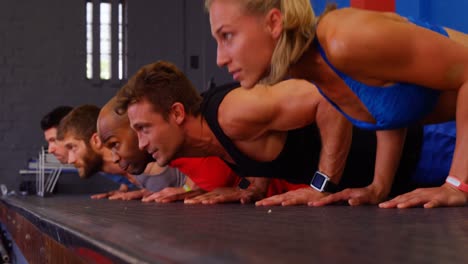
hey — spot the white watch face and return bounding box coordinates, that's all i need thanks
[447,176,461,187]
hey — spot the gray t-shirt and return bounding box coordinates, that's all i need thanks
[134,167,186,192]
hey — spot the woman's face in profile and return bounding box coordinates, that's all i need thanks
[209,0,278,88]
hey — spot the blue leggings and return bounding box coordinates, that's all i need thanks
[411,121,456,186]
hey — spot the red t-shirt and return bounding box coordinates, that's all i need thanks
[169,157,240,191]
[170,157,308,195]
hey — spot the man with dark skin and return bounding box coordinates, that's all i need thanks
[99,96,311,204]
[98,98,200,202]
[98,97,247,203]
[58,104,187,200]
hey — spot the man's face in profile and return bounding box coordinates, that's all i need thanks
[102,125,153,175]
[98,109,153,175]
[62,134,102,178]
[43,127,69,164]
[127,98,184,167]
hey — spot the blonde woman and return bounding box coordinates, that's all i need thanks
[206,0,468,208]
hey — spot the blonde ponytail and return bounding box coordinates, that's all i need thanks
[264,0,316,85]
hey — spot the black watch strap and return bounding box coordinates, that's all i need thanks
[238,178,251,189]
[323,181,339,193]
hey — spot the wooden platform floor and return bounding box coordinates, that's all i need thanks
[1,195,467,263]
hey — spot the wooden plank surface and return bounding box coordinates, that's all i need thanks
[1,195,467,263]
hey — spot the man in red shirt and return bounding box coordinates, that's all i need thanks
[98,96,303,203]
[98,97,241,202]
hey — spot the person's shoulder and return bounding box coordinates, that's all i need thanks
[318,8,398,66]
[317,8,361,60]
[319,7,404,40]
[318,7,361,29]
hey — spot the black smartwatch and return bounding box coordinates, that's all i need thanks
[238,178,251,189]
[310,171,338,193]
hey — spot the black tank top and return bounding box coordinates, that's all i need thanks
[201,83,321,184]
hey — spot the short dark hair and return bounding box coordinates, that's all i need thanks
[40,106,73,131]
[115,61,202,119]
[56,105,100,142]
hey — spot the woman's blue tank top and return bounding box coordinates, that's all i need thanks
[313,17,448,130]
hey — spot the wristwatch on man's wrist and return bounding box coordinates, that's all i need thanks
[238,178,251,189]
[310,171,338,193]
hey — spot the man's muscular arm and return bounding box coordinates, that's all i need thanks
[222,79,352,181]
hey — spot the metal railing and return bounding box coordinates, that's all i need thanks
[35,147,63,196]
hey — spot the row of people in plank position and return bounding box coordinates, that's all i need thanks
[40,0,468,208]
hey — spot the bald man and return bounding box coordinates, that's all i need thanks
[98,97,311,204]
[58,104,187,200]
[97,97,243,203]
